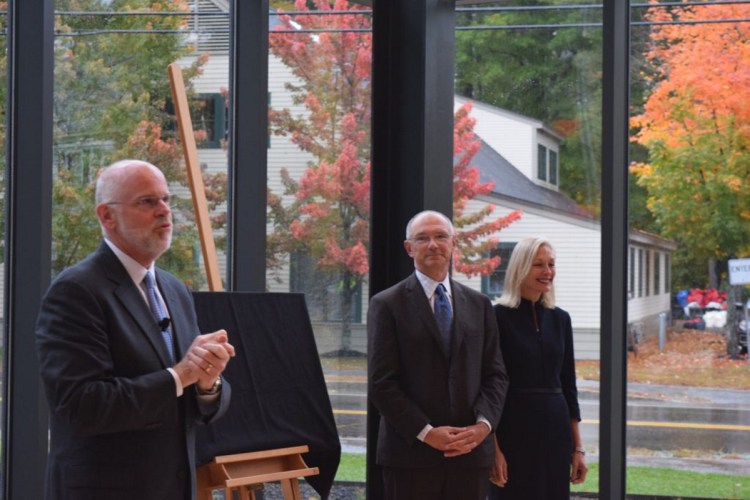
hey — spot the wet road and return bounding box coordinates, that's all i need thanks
[325,373,750,459]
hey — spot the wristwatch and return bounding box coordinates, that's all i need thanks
[198,377,222,395]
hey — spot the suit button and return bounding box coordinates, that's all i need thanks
[177,469,187,480]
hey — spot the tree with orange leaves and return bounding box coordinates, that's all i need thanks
[631,3,750,358]
[631,2,750,281]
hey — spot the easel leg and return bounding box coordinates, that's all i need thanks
[280,478,302,500]
[237,486,253,500]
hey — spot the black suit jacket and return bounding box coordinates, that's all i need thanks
[36,242,231,500]
[368,273,508,468]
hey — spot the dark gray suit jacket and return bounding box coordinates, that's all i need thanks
[368,273,508,468]
[36,242,231,500]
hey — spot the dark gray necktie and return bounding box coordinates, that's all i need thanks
[434,284,453,351]
[143,271,174,362]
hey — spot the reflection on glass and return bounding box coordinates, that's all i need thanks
[266,4,373,470]
[629,2,750,497]
[455,2,602,497]
[53,1,229,289]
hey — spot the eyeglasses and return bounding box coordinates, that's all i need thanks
[106,194,172,211]
[410,234,452,246]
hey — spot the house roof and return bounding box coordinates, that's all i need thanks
[471,138,595,220]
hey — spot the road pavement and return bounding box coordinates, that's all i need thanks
[326,369,750,477]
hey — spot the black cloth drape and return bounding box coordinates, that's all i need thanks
[193,292,341,498]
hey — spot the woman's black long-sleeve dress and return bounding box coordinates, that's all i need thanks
[488,299,581,500]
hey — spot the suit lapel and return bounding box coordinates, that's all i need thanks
[98,244,174,366]
[449,278,467,354]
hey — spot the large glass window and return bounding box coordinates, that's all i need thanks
[53,1,229,287]
[11,1,742,497]
[629,1,750,496]
[266,3,373,484]
[456,2,602,496]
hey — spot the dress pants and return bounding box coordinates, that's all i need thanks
[382,465,490,500]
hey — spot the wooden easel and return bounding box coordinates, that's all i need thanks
[196,445,319,500]
[167,62,224,292]
[168,64,321,499]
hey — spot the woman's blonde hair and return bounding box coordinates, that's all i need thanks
[496,236,556,309]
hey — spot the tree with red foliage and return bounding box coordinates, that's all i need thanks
[452,102,523,277]
[270,0,520,352]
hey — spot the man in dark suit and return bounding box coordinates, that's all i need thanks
[368,210,509,500]
[36,159,235,500]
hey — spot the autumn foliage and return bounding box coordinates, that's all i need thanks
[270,0,520,282]
[630,2,750,263]
[452,102,523,277]
[268,0,521,350]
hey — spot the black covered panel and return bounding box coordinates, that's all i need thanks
[193,292,341,498]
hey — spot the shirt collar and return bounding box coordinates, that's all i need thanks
[415,269,452,299]
[104,238,154,286]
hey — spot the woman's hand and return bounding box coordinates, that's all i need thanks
[570,450,588,484]
[489,435,508,487]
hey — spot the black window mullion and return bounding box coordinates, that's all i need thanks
[3,1,54,498]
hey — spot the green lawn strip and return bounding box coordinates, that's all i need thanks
[333,455,750,499]
[333,452,367,482]
[571,464,750,499]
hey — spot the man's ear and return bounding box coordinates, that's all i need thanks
[404,239,413,257]
[95,203,114,229]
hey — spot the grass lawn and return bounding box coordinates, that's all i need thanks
[572,463,750,499]
[333,455,750,499]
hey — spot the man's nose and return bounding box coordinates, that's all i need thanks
[156,199,171,215]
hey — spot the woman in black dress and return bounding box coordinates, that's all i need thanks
[488,237,587,499]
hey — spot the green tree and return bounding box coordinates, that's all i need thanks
[455,1,603,213]
[53,0,218,287]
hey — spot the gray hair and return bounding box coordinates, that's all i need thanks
[95,159,162,205]
[405,210,454,240]
[94,160,163,236]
